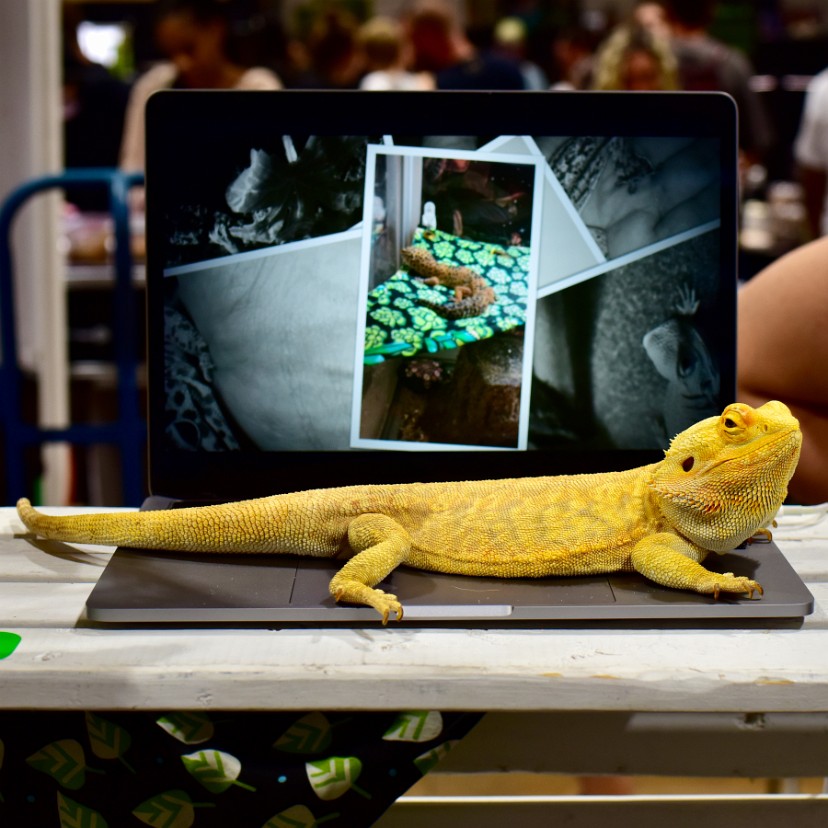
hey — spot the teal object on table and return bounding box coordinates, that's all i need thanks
[363,228,530,364]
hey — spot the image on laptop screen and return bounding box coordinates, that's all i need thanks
[145,91,736,500]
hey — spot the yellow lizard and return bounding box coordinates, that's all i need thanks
[17,401,801,623]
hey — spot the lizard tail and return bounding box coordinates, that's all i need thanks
[17,498,175,549]
[16,495,345,556]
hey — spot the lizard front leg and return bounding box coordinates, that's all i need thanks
[631,533,763,599]
[329,513,410,623]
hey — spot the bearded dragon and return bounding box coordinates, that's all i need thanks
[17,401,801,624]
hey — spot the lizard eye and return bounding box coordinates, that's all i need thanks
[682,456,695,472]
[721,407,747,432]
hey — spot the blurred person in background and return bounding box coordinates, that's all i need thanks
[120,0,281,174]
[794,64,828,238]
[663,0,772,166]
[290,7,365,89]
[590,21,679,90]
[491,16,549,90]
[407,3,524,90]
[358,15,434,91]
[632,1,671,39]
[548,25,597,89]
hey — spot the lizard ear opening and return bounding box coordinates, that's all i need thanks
[681,456,695,472]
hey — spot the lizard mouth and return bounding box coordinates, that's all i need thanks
[709,427,801,471]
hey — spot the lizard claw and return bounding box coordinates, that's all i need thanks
[711,573,763,600]
[373,590,404,625]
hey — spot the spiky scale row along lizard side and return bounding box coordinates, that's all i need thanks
[400,246,497,319]
[17,401,801,623]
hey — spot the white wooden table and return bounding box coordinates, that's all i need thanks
[2,504,827,826]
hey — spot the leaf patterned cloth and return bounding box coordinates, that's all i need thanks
[364,228,531,364]
[0,710,481,826]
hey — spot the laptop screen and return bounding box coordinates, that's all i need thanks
[145,90,737,499]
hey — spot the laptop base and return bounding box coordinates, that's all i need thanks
[85,538,814,624]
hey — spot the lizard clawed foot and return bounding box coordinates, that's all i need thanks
[710,573,764,600]
[372,590,404,625]
[747,527,773,544]
[333,585,404,624]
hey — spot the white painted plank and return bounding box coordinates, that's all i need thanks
[775,543,828,582]
[0,625,827,712]
[377,795,828,828]
[0,506,826,712]
[0,544,111,583]
[0,582,93,627]
[804,583,828,629]
[0,506,121,581]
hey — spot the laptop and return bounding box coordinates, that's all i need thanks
[85,90,813,623]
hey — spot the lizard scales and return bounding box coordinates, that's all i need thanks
[17,401,802,622]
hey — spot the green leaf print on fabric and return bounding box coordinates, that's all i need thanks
[306,756,370,801]
[156,713,215,746]
[262,804,339,828]
[85,713,134,773]
[57,791,109,828]
[27,740,92,791]
[371,307,407,328]
[133,789,214,828]
[455,317,494,340]
[181,749,256,794]
[274,713,333,755]
[382,712,444,743]
[364,228,530,363]
[413,740,460,776]
[390,328,424,356]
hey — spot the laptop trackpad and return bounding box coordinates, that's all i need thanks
[290,558,616,619]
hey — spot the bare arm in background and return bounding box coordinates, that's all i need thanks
[738,236,828,503]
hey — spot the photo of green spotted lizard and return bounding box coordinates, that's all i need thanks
[401,245,497,319]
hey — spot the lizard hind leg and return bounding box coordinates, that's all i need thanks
[329,514,411,623]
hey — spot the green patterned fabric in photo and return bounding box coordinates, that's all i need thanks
[364,228,531,364]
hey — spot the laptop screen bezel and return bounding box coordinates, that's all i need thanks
[144,89,738,501]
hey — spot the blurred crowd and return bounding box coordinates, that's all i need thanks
[63,1,823,186]
[61,0,828,502]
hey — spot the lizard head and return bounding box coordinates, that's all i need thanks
[401,246,426,269]
[649,401,802,552]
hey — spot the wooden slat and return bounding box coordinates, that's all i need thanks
[0,506,826,712]
[1,625,827,712]
[376,794,828,828]
[804,583,828,628]
[437,711,828,777]
[777,545,828,582]
[0,582,94,627]
[0,543,110,582]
